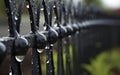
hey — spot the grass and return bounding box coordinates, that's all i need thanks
[82,47,120,75]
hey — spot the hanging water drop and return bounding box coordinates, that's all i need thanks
[11,11,13,15]
[9,72,12,75]
[15,55,25,62]
[35,11,37,15]
[41,8,44,11]
[31,61,33,64]
[76,31,79,34]
[45,46,50,49]
[50,44,53,47]
[15,16,18,20]
[26,5,29,8]
[43,26,47,30]
[68,35,71,38]
[37,49,44,53]
[54,23,57,27]
[30,21,32,24]
[8,29,10,32]
[54,16,56,19]
[50,70,53,72]
[53,5,56,8]
[48,12,50,15]
[46,60,50,64]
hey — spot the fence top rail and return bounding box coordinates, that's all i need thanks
[0,19,119,57]
[80,19,120,27]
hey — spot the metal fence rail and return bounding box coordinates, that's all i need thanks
[0,0,120,75]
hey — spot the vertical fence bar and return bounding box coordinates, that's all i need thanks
[64,37,71,75]
[71,35,78,75]
[68,0,79,75]
[43,0,58,75]
[16,0,25,33]
[2,0,120,75]
[26,0,43,74]
[76,3,89,75]
[57,39,64,75]
[54,0,66,75]
[4,0,22,75]
[63,1,71,74]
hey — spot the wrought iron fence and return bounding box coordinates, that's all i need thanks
[0,0,120,75]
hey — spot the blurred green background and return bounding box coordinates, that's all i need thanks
[0,0,120,75]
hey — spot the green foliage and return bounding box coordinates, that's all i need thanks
[82,48,120,75]
[84,0,100,6]
[0,0,6,21]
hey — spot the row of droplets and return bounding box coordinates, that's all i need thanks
[15,44,53,63]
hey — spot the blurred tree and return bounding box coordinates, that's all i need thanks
[0,0,7,22]
[84,0,120,14]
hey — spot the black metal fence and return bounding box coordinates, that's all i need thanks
[0,0,120,75]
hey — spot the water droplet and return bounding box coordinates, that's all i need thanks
[0,38,4,41]
[54,17,56,19]
[41,8,44,11]
[50,70,53,72]
[53,5,56,8]
[46,60,50,64]
[26,5,29,8]
[43,26,47,30]
[11,12,13,15]
[54,23,57,27]
[8,29,10,32]
[37,49,44,53]
[68,35,71,38]
[15,16,18,20]
[45,46,50,49]
[15,55,25,62]
[50,44,53,47]
[48,12,50,15]
[30,21,32,24]
[31,61,33,64]
[76,31,79,34]
[9,72,12,75]
[35,11,37,14]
